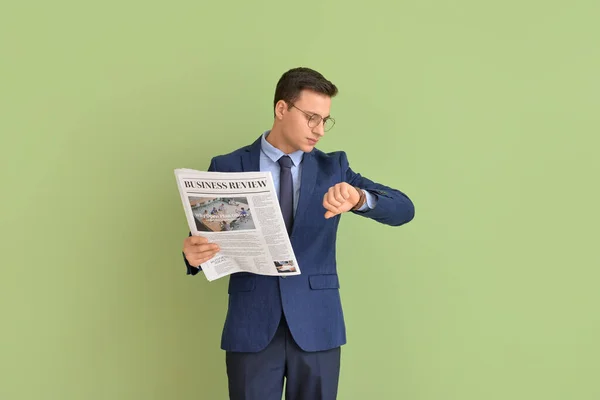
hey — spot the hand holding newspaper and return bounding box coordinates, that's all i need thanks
[175,168,301,281]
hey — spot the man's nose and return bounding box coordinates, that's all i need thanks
[312,122,325,136]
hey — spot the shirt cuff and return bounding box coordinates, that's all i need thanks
[357,190,377,211]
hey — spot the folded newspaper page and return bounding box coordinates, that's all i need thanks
[174,168,301,281]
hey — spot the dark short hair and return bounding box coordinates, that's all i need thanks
[273,67,338,116]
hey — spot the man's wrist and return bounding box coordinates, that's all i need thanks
[351,186,366,211]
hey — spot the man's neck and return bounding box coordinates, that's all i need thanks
[266,127,296,155]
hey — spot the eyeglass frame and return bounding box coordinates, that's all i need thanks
[289,103,336,132]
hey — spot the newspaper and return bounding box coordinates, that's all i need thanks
[174,168,301,281]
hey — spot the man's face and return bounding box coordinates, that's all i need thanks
[279,90,332,153]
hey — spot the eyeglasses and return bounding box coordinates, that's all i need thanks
[290,104,336,132]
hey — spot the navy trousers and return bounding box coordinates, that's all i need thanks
[225,315,341,400]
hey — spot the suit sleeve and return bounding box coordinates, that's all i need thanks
[341,152,415,226]
[184,157,218,276]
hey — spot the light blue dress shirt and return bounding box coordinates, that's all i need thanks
[259,131,375,214]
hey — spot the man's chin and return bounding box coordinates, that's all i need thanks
[300,143,316,152]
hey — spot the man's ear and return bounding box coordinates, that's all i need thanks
[274,100,288,120]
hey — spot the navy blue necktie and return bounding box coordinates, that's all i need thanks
[278,155,294,236]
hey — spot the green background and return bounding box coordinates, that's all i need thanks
[2,0,599,399]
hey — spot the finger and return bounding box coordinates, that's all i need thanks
[333,184,348,204]
[197,244,220,255]
[185,251,214,267]
[323,205,340,220]
[340,184,350,201]
[323,193,341,214]
[188,247,220,263]
[185,241,218,250]
[188,236,209,245]
[323,204,340,216]
[185,243,219,255]
[189,253,217,266]
[326,187,342,207]
[324,210,336,219]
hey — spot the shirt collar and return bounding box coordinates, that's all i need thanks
[260,130,304,167]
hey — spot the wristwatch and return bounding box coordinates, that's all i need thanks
[351,186,366,211]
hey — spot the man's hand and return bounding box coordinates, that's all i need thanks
[323,182,361,219]
[183,236,220,268]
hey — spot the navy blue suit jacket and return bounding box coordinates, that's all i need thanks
[186,135,415,353]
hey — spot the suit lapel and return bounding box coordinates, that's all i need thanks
[292,151,318,236]
[241,136,262,172]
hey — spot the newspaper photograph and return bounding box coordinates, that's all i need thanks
[174,168,301,281]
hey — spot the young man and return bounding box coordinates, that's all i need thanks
[182,67,415,400]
